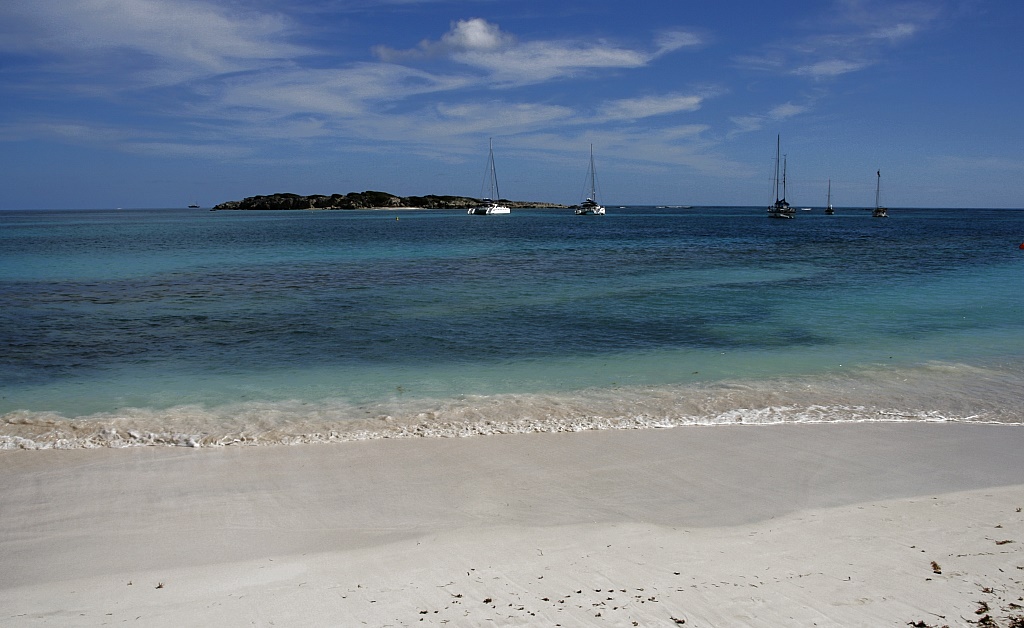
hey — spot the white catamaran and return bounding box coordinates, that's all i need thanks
[768,135,795,219]
[468,138,511,215]
[574,144,606,215]
[872,170,888,218]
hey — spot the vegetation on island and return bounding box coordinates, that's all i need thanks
[212,191,567,211]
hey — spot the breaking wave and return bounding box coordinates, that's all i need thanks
[4,361,1021,450]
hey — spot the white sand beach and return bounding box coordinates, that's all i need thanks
[2,423,1023,627]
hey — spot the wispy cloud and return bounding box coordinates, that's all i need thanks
[376,18,701,86]
[655,30,705,54]
[0,2,719,174]
[933,155,1024,173]
[869,22,919,41]
[375,16,515,61]
[726,2,941,137]
[767,103,809,119]
[276,101,572,150]
[1,120,141,144]
[598,94,705,121]
[728,116,767,137]
[792,59,868,78]
[728,101,811,137]
[210,64,474,119]
[442,17,516,52]
[0,118,250,161]
[734,1,937,82]
[516,123,742,179]
[120,141,250,159]
[0,0,305,85]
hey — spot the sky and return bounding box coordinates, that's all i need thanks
[1,0,1022,209]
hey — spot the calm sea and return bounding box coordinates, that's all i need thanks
[2,206,1022,448]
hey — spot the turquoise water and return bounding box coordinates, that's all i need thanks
[2,206,1023,447]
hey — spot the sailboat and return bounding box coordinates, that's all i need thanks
[574,144,606,215]
[872,170,888,218]
[825,179,835,214]
[767,135,795,219]
[468,138,511,215]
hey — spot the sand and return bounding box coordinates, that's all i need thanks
[2,422,1023,627]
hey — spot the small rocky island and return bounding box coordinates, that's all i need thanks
[212,191,566,211]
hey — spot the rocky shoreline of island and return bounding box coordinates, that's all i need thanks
[212,191,567,211]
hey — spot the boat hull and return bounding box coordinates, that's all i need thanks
[767,204,795,219]
[468,204,511,215]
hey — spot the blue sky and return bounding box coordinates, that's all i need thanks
[2,0,1022,209]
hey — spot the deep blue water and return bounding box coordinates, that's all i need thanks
[2,206,1023,447]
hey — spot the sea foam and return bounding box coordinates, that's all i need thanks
[3,361,1019,450]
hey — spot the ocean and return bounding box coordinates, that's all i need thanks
[2,206,1022,448]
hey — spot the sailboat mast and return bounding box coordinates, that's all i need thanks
[875,170,881,209]
[589,144,597,200]
[488,138,500,200]
[782,155,788,201]
[827,178,831,206]
[774,135,781,202]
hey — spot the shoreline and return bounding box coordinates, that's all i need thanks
[208,204,570,211]
[6,358,1023,451]
[2,423,1024,626]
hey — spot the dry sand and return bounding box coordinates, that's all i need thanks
[2,423,1023,627]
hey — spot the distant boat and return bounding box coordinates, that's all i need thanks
[768,135,795,219]
[188,202,200,208]
[801,207,812,211]
[574,144,606,216]
[872,170,888,218]
[468,138,511,215]
[825,179,835,214]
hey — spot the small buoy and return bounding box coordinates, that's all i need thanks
[1019,242,1024,249]
[395,217,399,221]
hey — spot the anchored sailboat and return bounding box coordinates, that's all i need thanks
[872,170,888,218]
[574,145,606,215]
[825,179,834,214]
[468,138,511,215]
[768,135,795,219]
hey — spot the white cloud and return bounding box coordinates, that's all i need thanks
[376,17,516,61]
[732,53,786,72]
[728,101,811,137]
[429,102,574,135]
[0,5,722,175]
[212,64,474,120]
[0,0,304,79]
[792,59,869,78]
[462,42,649,85]
[442,18,514,51]
[599,94,704,121]
[734,3,934,81]
[520,124,743,179]
[655,30,703,54]
[377,18,697,86]
[728,115,766,136]
[870,23,918,41]
[768,103,809,119]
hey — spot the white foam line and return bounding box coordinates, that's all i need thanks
[2,408,1018,451]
